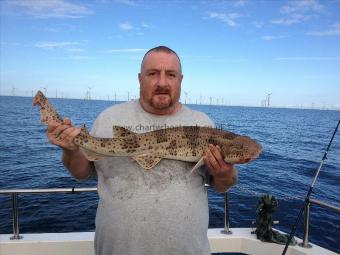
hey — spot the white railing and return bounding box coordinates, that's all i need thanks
[0,186,339,248]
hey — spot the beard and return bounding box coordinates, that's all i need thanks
[147,86,173,109]
[150,95,173,109]
[140,82,181,112]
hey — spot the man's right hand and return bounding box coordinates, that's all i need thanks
[47,118,81,152]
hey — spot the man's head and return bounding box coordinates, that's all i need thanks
[139,46,183,115]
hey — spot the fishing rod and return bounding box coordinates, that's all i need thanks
[282,120,340,255]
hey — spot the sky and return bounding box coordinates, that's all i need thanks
[0,0,340,109]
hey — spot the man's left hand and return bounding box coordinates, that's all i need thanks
[203,144,238,192]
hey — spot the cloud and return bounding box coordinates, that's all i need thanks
[118,22,151,34]
[141,23,151,28]
[274,56,340,61]
[182,55,217,59]
[252,21,264,28]
[6,0,93,19]
[1,42,21,47]
[208,12,242,27]
[114,0,137,6]
[105,48,147,53]
[119,22,134,30]
[233,0,246,7]
[272,0,323,25]
[307,23,340,36]
[280,0,323,14]
[271,13,310,25]
[67,48,85,52]
[35,41,79,49]
[261,35,286,41]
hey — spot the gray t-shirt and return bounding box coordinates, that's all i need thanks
[91,100,214,255]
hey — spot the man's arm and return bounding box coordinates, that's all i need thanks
[47,119,94,180]
[62,148,94,180]
[204,144,238,192]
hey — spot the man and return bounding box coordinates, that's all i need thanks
[47,46,237,255]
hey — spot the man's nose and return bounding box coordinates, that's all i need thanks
[157,71,167,86]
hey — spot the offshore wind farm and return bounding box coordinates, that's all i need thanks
[1,1,340,111]
[2,86,338,111]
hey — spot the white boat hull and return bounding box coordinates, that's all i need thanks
[0,228,337,255]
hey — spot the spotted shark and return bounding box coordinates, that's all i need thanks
[33,90,262,171]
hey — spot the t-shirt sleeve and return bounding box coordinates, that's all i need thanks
[194,111,215,128]
[90,113,102,137]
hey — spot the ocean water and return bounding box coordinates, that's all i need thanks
[0,96,339,253]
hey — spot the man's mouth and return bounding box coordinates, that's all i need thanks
[154,91,170,96]
[154,87,170,96]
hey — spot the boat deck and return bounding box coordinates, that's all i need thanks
[0,228,337,255]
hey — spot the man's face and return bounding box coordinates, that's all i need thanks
[139,51,183,111]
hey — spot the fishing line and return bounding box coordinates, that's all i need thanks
[282,120,340,255]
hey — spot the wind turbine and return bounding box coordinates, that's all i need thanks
[40,85,48,96]
[88,87,93,100]
[11,86,16,96]
[266,93,272,107]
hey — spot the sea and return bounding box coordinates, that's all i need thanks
[0,95,339,253]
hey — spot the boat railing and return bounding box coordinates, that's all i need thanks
[0,187,98,240]
[299,198,340,248]
[0,186,339,249]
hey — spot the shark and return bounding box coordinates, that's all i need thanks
[33,90,262,171]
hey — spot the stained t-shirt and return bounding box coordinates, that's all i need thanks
[91,100,214,255]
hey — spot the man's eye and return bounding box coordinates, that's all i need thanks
[168,73,176,78]
[148,72,156,76]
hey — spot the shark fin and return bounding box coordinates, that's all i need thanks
[80,147,106,161]
[189,157,205,175]
[112,126,136,137]
[81,124,90,133]
[132,154,162,170]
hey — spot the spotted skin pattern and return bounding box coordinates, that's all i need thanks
[32,90,63,124]
[33,90,262,170]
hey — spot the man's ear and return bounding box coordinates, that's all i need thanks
[138,73,142,84]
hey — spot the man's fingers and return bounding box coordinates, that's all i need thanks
[63,118,71,125]
[60,127,81,142]
[205,149,220,171]
[203,156,213,172]
[209,144,225,166]
[69,128,81,138]
[45,118,79,151]
[203,144,237,179]
[47,125,56,133]
[47,118,72,135]
[54,123,75,137]
[48,124,72,143]
[51,127,80,151]
[216,145,225,158]
[47,121,61,132]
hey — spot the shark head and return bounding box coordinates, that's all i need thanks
[221,135,262,164]
[32,90,46,106]
[33,90,64,124]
